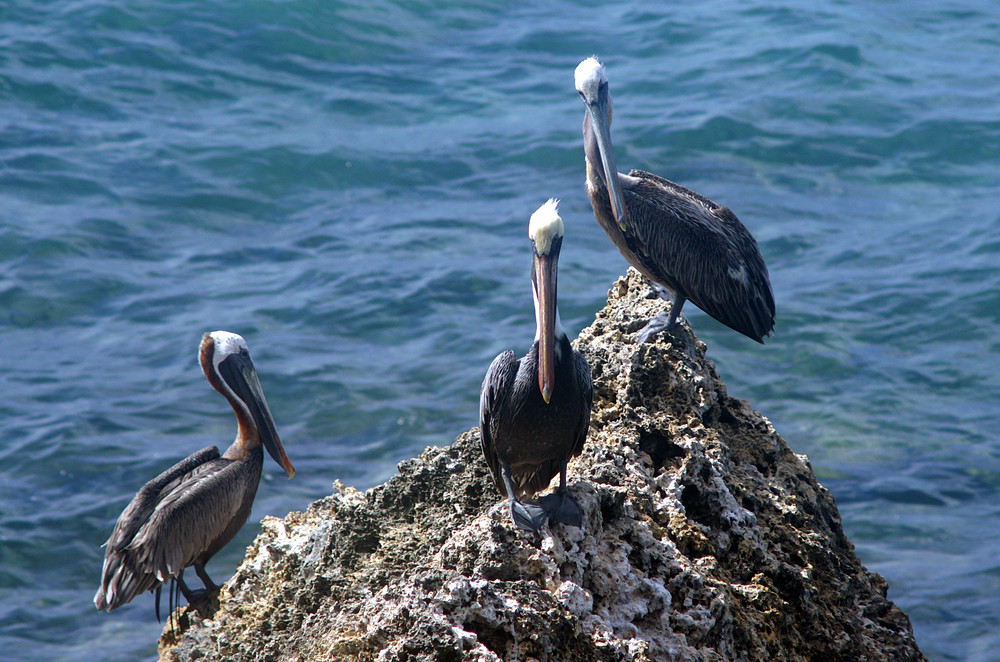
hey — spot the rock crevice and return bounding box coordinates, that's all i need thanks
[160,270,925,662]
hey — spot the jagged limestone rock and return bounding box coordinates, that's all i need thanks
[160,269,926,662]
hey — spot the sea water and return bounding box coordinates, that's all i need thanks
[1,1,998,659]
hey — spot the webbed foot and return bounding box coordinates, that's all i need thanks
[177,573,220,618]
[635,312,675,343]
[539,490,582,527]
[636,286,685,344]
[509,499,548,533]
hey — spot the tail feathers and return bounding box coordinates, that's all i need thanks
[94,551,161,611]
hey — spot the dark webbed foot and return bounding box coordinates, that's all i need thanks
[183,587,212,604]
[636,286,686,344]
[183,590,219,618]
[501,463,548,532]
[177,571,220,618]
[539,489,582,527]
[509,498,549,532]
[635,311,676,343]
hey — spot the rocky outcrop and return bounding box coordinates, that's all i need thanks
[159,269,926,662]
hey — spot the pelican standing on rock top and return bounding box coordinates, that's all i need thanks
[574,57,775,343]
[94,331,295,617]
[480,199,593,532]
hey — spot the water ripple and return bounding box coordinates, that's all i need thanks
[1,1,999,660]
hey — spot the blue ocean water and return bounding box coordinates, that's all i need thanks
[1,0,998,659]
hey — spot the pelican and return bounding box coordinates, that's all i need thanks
[480,199,593,532]
[94,331,294,617]
[575,57,775,343]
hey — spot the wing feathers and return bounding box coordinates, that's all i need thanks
[622,170,775,341]
[94,446,254,611]
[479,350,518,492]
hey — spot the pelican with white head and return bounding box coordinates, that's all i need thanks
[528,198,566,403]
[479,201,593,533]
[95,331,295,620]
[575,57,776,344]
[575,57,628,232]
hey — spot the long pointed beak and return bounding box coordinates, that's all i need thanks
[585,92,628,232]
[222,356,296,478]
[533,251,557,404]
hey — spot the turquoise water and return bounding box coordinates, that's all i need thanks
[1,1,998,659]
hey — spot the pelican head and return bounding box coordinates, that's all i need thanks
[528,199,565,404]
[202,331,295,478]
[574,57,608,105]
[575,57,628,232]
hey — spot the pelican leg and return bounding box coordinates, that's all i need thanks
[176,571,198,603]
[539,463,583,527]
[637,285,686,343]
[194,563,219,595]
[177,568,219,618]
[501,464,547,532]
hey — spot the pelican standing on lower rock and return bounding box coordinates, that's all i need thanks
[480,200,593,532]
[575,57,775,343]
[94,331,295,617]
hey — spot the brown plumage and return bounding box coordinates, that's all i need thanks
[575,57,775,343]
[94,331,294,615]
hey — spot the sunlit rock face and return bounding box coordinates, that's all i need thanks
[161,269,926,662]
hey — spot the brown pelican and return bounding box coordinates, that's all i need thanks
[575,57,775,343]
[480,199,593,532]
[94,331,294,617]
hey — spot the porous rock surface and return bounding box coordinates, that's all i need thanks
[160,269,926,662]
